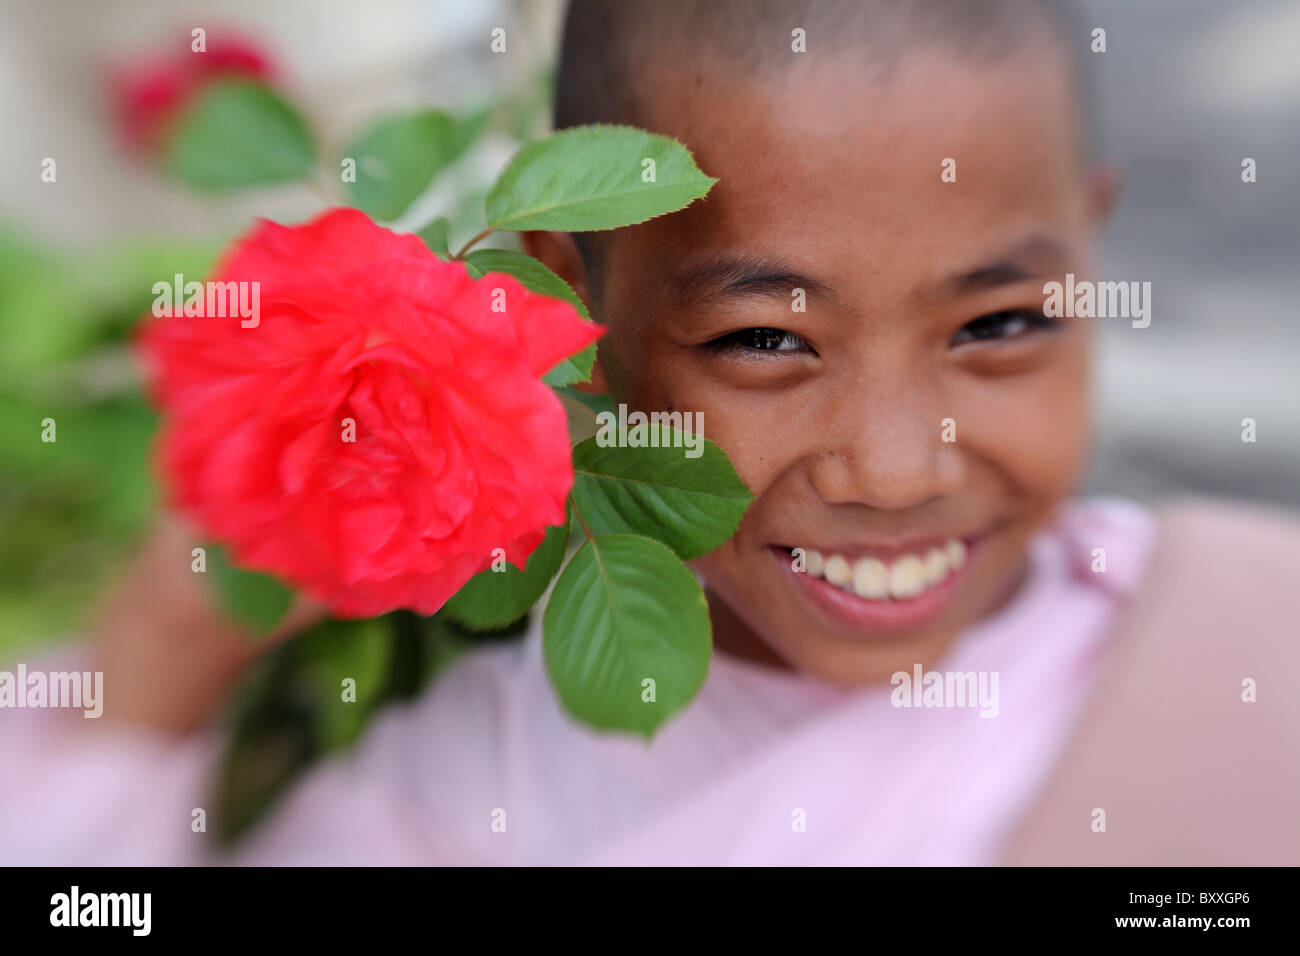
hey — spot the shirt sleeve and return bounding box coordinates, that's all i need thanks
[226,641,524,866]
[0,653,219,865]
[0,640,517,865]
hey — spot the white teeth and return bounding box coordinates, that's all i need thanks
[852,557,890,600]
[797,538,967,603]
[804,548,825,577]
[824,554,853,588]
[889,555,926,600]
[923,547,949,586]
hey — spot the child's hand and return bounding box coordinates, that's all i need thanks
[88,514,324,736]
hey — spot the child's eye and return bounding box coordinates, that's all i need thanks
[703,327,813,354]
[951,310,1057,346]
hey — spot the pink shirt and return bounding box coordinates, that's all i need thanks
[0,497,1153,865]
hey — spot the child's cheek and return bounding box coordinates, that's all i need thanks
[982,337,1092,505]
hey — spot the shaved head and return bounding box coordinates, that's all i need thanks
[552,0,1094,287]
[556,0,1082,129]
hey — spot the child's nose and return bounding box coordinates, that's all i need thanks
[807,383,964,511]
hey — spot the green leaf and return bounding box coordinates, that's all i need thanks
[462,249,589,318]
[165,79,316,191]
[545,343,597,388]
[543,534,710,738]
[207,543,295,635]
[447,106,491,158]
[0,233,95,375]
[485,124,716,232]
[571,426,752,559]
[557,387,615,418]
[213,644,317,844]
[417,217,452,258]
[442,518,569,631]
[342,109,480,221]
[462,248,596,386]
[299,616,392,750]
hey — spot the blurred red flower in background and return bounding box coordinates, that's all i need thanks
[138,208,602,617]
[111,35,275,151]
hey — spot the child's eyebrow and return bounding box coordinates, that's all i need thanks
[666,252,836,309]
[929,233,1072,300]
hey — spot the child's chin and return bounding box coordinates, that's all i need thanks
[759,615,965,689]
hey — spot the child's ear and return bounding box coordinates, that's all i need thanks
[522,230,590,307]
[521,230,610,395]
[1086,164,1123,230]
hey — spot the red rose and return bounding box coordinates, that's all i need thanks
[138,207,602,617]
[111,36,274,151]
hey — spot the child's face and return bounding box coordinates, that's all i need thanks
[549,46,1114,683]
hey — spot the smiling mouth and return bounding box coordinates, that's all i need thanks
[799,538,967,600]
[768,534,982,635]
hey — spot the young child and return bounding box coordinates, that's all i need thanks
[3,0,1298,865]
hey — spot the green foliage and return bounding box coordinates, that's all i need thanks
[571,427,753,559]
[165,79,316,190]
[462,248,589,319]
[532,425,751,739]
[299,616,392,748]
[207,544,295,636]
[0,230,217,389]
[341,109,484,221]
[417,217,452,258]
[0,234,94,376]
[542,347,598,389]
[0,228,216,654]
[442,517,569,631]
[485,125,716,231]
[3,86,748,842]
[543,534,711,739]
[557,388,616,418]
[212,611,470,844]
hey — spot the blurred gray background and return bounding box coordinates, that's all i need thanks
[2,0,1297,508]
[1076,0,1299,507]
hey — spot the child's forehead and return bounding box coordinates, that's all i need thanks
[641,44,1081,157]
[634,48,1084,233]
[599,50,1089,313]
